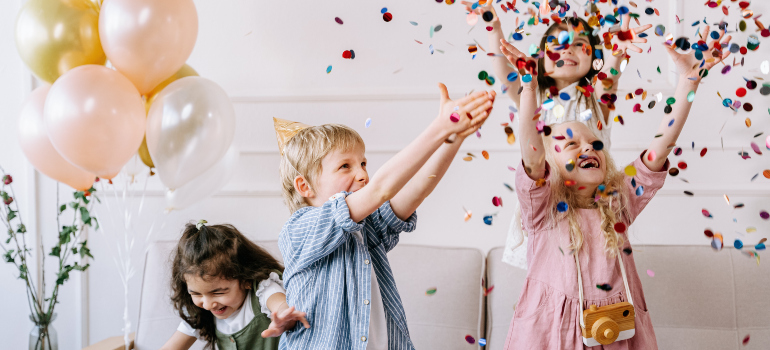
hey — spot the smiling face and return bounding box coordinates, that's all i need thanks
[185,275,248,320]
[305,144,369,206]
[546,122,607,191]
[541,24,594,85]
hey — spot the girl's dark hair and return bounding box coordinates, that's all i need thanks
[536,16,603,90]
[170,223,284,349]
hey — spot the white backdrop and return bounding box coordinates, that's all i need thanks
[1,0,769,348]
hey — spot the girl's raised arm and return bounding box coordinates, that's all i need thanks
[593,13,652,122]
[643,26,730,172]
[463,1,523,107]
[500,40,546,180]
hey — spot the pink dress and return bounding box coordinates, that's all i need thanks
[504,152,667,349]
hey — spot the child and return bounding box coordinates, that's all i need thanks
[503,19,729,348]
[464,1,651,269]
[276,84,495,349]
[161,222,310,350]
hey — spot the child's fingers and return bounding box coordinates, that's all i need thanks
[437,83,450,103]
[468,99,494,118]
[299,315,310,328]
[454,90,490,106]
[701,25,710,41]
[499,38,523,56]
[633,23,652,35]
[627,44,643,54]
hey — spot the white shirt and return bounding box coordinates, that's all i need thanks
[177,272,284,338]
[352,230,388,350]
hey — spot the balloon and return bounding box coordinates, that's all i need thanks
[15,0,106,84]
[17,85,95,191]
[146,76,236,190]
[99,0,198,94]
[44,65,146,179]
[138,64,200,168]
[166,145,239,211]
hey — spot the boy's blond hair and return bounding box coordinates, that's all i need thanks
[279,124,365,213]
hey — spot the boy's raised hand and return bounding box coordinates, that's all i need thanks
[261,306,310,338]
[664,25,730,80]
[499,39,538,89]
[436,83,494,138]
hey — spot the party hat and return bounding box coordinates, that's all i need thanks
[274,117,311,155]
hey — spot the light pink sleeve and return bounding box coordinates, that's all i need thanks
[624,150,669,223]
[514,160,552,233]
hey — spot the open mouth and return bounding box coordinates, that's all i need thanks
[561,59,578,66]
[212,305,227,315]
[578,156,600,169]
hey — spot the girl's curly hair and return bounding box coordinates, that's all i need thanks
[170,223,283,349]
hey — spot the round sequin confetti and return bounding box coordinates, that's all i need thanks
[614,222,626,233]
[426,287,437,296]
[450,112,460,123]
[702,209,713,218]
[482,11,494,22]
[762,60,769,74]
[687,91,695,102]
[734,239,743,249]
[566,128,573,139]
[592,140,604,151]
[673,147,682,156]
[557,201,568,213]
[507,71,519,82]
[483,215,493,225]
[482,150,489,160]
[743,103,753,112]
[522,74,532,83]
[383,12,393,22]
[479,338,487,346]
[700,148,707,157]
[596,283,612,291]
[668,168,679,176]
[743,334,750,346]
[465,335,476,344]
[335,17,343,25]
[326,65,332,74]
[664,105,672,114]
[492,196,502,207]
[625,165,637,177]
[677,161,687,170]
[647,269,655,277]
[704,229,714,238]
[365,118,372,128]
[655,25,665,36]
[635,185,644,196]
[760,211,769,220]
[566,159,575,172]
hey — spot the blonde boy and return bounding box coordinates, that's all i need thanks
[277,85,495,350]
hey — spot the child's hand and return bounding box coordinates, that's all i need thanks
[436,83,493,138]
[500,39,538,89]
[456,90,496,141]
[261,306,310,338]
[611,13,652,55]
[462,0,498,24]
[663,25,731,81]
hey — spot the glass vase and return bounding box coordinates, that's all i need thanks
[29,313,58,350]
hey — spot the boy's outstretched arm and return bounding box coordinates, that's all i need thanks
[390,87,496,220]
[346,85,493,223]
[644,26,730,172]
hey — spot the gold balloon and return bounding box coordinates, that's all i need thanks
[144,64,199,110]
[138,64,199,168]
[15,0,106,84]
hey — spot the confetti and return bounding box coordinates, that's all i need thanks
[702,209,713,218]
[492,196,503,207]
[383,12,393,22]
[614,222,626,233]
[465,335,476,344]
[482,150,489,160]
[479,338,487,346]
[426,287,437,296]
[624,165,637,177]
[734,239,744,249]
[335,17,343,25]
[647,269,655,277]
[596,283,612,291]
[743,334,750,346]
[483,215,493,225]
[326,65,332,74]
[365,118,372,128]
[557,201,568,213]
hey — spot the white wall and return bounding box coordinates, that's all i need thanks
[1,0,768,348]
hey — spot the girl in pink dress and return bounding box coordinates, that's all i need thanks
[497,17,732,349]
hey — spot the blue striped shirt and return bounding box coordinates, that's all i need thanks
[278,192,418,350]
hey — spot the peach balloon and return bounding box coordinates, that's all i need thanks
[98,0,198,94]
[44,65,146,179]
[18,85,95,191]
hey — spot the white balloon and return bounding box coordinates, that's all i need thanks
[165,145,239,211]
[146,76,236,190]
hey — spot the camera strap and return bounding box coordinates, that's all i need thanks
[575,246,633,328]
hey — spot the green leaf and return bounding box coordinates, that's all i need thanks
[92,217,100,231]
[79,207,91,226]
[49,246,61,257]
[79,244,93,259]
[59,204,67,214]
[73,263,89,271]
[56,269,70,285]
[16,224,26,234]
[3,249,14,263]
[7,210,16,222]
[71,247,78,255]
[69,201,79,210]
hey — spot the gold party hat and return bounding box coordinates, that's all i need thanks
[274,117,311,155]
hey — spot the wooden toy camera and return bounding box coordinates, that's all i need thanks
[580,301,636,346]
